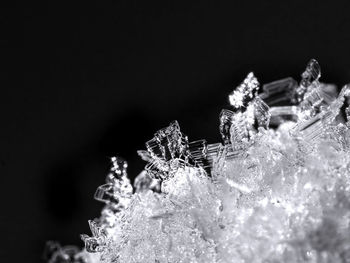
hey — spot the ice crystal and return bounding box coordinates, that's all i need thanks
[260,77,297,106]
[229,72,259,109]
[46,59,350,263]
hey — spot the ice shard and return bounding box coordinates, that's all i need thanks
[253,96,271,129]
[260,77,297,106]
[219,109,235,144]
[294,58,321,104]
[269,106,298,126]
[188,139,207,167]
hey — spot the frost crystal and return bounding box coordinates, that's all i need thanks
[46,59,350,263]
[260,77,297,105]
[229,72,259,109]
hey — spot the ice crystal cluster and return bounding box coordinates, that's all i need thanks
[46,60,350,263]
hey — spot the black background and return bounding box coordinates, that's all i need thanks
[3,1,350,262]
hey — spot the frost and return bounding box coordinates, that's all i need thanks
[46,59,350,263]
[260,77,297,105]
[229,72,259,109]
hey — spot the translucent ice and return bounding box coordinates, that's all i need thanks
[47,59,350,263]
[94,183,119,204]
[260,77,297,105]
[253,96,271,128]
[219,109,235,144]
[187,139,207,167]
[229,111,251,148]
[300,58,321,88]
[80,220,107,253]
[146,120,188,161]
[294,58,321,104]
[269,106,298,126]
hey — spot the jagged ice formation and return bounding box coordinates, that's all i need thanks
[45,59,350,263]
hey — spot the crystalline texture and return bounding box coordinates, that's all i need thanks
[153,120,188,160]
[229,111,250,148]
[253,96,271,129]
[294,58,321,104]
[291,84,348,144]
[260,77,297,106]
[337,84,350,126]
[229,72,259,109]
[205,142,222,171]
[346,107,350,126]
[146,137,164,160]
[94,157,132,209]
[226,73,271,148]
[47,59,350,263]
[94,184,119,204]
[301,59,321,88]
[187,139,207,167]
[145,160,169,180]
[219,109,235,144]
[269,106,298,126]
[143,121,216,179]
[299,83,325,117]
[144,121,189,180]
[80,220,107,253]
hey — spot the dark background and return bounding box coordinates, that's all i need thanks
[3,1,350,262]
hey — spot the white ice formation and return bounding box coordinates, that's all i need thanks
[45,59,350,263]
